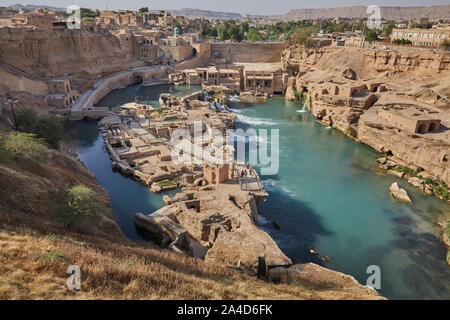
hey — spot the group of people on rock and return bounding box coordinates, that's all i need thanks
[240,162,255,179]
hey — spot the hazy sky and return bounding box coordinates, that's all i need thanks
[3,0,450,15]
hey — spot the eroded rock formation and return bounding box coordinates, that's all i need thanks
[282,45,450,193]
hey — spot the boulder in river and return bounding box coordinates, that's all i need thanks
[389,182,412,202]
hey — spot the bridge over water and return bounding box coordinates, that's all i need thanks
[68,66,169,120]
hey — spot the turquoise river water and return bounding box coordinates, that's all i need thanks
[68,84,450,300]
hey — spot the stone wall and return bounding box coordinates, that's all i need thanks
[79,67,167,109]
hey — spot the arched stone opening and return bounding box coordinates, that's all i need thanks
[417,123,427,134]
[428,122,438,132]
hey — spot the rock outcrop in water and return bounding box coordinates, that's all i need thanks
[389,182,412,202]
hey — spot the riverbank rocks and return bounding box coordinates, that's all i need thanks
[424,184,434,195]
[442,221,450,266]
[385,160,398,168]
[267,263,384,300]
[443,221,450,248]
[150,183,161,193]
[387,169,404,178]
[406,177,434,195]
[408,177,424,189]
[389,182,412,202]
[134,210,186,245]
[204,226,291,268]
[285,77,297,101]
[377,157,387,165]
[163,195,172,205]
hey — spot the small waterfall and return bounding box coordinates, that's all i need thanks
[302,96,308,111]
[297,95,310,113]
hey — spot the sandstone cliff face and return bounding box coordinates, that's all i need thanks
[308,92,378,133]
[0,28,141,79]
[358,107,450,185]
[281,46,450,78]
[281,47,329,75]
[362,50,450,74]
[281,45,450,187]
[284,77,297,101]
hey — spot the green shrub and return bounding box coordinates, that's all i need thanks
[0,137,6,163]
[392,165,424,177]
[16,109,64,149]
[420,177,434,185]
[35,115,63,149]
[365,29,379,43]
[0,132,47,162]
[52,184,100,230]
[158,179,178,188]
[392,38,412,45]
[38,250,69,263]
[393,165,415,176]
[16,108,39,132]
[434,185,450,201]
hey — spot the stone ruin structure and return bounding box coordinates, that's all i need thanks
[96,88,292,269]
[377,105,441,134]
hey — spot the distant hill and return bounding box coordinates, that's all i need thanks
[275,5,450,20]
[8,3,65,12]
[169,8,243,20]
[170,5,450,21]
[6,4,450,20]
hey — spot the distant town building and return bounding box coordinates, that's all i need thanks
[391,24,450,46]
[0,10,54,30]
